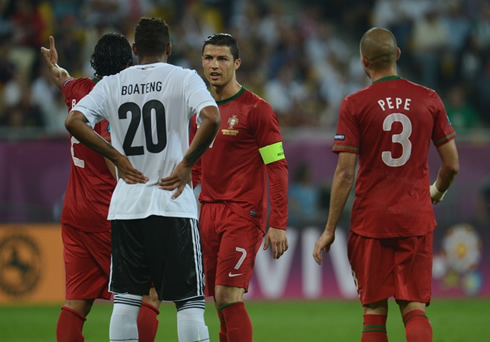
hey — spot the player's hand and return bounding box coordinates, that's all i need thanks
[313,228,335,265]
[113,155,148,184]
[40,36,58,68]
[263,227,288,260]
[430,182,446,205]
[158,161,192,199]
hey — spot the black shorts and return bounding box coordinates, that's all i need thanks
[109,216,204,301]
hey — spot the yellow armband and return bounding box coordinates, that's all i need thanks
[259,142,285,165]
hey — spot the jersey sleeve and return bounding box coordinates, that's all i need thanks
[431,91,457,147]
[189,114,202,188]
[61,77,76,109]
[250,100,288,229]
[332,97,360,154]
[185,71,217,122]
[71,79,108,127]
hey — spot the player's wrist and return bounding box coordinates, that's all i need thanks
[430,182,447,202]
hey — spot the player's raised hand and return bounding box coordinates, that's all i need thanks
[158,160,192,199]
[113,155,148,184]
[41,35,70,87]
[313,228,335,265]
[41,36,58,67]
[263,227,289,259]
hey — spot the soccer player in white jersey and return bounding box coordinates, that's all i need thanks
[65,17,220,342]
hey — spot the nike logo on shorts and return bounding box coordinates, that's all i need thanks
[228,272,244,277]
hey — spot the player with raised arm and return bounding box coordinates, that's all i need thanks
[188,33,289,342]
[41,33,160,342]
[65,17,220,342]
[313,27,459,342]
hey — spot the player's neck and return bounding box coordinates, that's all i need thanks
[369,68,398,83]
[138,55,167,65]
[211,80,242,102]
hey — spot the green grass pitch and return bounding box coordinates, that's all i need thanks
[0,298,489,341]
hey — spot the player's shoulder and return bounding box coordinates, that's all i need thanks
[241,88,271,108]
[62,77,94,89]
[62,77,96,99]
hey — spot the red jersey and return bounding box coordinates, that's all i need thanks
[191,87,288,231]
[60,78,116,232]
[333,76,456,238]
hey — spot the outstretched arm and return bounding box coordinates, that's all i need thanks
[313,152,357,265]
[40,35,70,88]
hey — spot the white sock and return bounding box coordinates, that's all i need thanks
[176,302,209,342]
[110,293,142,341]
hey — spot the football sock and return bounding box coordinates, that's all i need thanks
[403,310,433,342]
[175,297,209,341]
[137,301,160,342]
[219,301,252,342]
[361,314,388,342]
[218,309,227,342]
[56,306,86,342]
[109,293,142,342]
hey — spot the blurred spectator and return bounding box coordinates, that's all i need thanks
[11,0,46,48]
[8,0,47,84]
[30,56,67,136]
[372,0,414,55]
[1,88,44,128]
[411,8,450,89]
[288,162,321,228]
[444,85,481,136]
[264,65,307,123]
[0,0,489,135]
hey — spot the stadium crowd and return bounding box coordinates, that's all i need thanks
[0,0,489,139]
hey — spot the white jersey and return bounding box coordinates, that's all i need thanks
[73,62,217,220]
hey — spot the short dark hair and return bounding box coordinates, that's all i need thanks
[202,33,240,60]
[134,17,170,57]
[90,32,133,78]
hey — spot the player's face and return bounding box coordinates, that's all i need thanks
[202,45,240,88]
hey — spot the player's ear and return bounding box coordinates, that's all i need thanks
[361,55,369,69]
[132,43,138,56]
[234,57,241,71]
[396,47,401,61]
[166,42,172,57]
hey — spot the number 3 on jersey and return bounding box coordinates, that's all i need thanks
[382,113,412,167]
[119,100,167,156]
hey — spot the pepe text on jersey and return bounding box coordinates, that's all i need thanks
[377,97,411,112]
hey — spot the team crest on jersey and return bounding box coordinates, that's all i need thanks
[222,115,239,136]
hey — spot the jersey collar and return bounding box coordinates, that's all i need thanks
[216,86,246,105]
[373,75,402,83]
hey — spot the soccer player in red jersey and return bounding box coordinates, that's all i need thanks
[41,34,160,342]
[189,33,289,342]
[313,27,459,342]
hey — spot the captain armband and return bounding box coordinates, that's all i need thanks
[259,142,285,165]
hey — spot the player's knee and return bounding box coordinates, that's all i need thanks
[65,299,95,317]
[214,285,245,308]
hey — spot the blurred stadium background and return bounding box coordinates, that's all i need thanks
[1,0,489,340]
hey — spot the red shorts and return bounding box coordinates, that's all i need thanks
[347,232,433,306]
[199,203,264,297]
[62,224,112,300]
